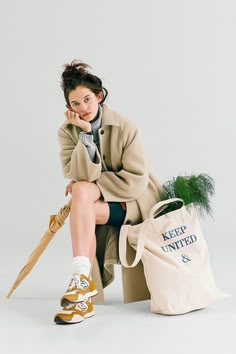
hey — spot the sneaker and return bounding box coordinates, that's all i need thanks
[54,299,94,324]
[60,274,98,307]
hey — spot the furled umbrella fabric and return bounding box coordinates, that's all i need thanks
[7,198,72,298]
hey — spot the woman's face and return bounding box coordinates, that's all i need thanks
[67,85,103,121]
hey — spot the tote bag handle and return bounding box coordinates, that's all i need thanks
[119,198,184,268]
[119,219,149,268]
[149,198,184,219]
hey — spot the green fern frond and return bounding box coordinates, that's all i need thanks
[161,173,215,217]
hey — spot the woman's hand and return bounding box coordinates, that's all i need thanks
[65,180,76,196]
[64,109,92,133]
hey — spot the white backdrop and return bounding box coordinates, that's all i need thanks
[0,2,235,353]
[0,0,235,279]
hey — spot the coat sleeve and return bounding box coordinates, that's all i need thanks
[58,127,102,182]
[95,120,149,202]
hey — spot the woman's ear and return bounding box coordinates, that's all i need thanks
[97,91,103,103]
[66,104,72,110]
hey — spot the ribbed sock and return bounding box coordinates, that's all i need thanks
[72,256,91,278]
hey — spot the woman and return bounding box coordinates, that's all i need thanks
[54,59,163,324]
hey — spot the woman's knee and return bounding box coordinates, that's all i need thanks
[72,181,101,201]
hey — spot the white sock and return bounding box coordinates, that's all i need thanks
[72,256,91,278]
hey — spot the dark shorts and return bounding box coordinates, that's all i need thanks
[105,202,126,227]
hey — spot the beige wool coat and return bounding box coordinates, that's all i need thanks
[58,104,163,303]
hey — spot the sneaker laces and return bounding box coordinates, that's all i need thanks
[67,276,80,291]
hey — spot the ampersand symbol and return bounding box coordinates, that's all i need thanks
[182,254,191,263]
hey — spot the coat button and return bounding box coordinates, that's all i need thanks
[100,130,104,135]
[125,219,132,225]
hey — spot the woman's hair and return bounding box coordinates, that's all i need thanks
[60,59,108,107]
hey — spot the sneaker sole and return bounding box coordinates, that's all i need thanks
[54,311,94,324]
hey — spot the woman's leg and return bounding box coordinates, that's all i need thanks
[56,182,111,321]
[70,181,110,273]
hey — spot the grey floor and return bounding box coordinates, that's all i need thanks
[0,238,235,354]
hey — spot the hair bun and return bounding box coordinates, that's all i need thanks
[62,59,92,80]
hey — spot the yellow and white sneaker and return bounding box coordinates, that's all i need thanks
[54,299,94,324]
[60,274,98,307]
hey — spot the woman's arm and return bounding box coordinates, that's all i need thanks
[58,127,102,182]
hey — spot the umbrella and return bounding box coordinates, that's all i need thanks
[7,198,72,298]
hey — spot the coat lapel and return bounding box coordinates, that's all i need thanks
[101,104,120,127]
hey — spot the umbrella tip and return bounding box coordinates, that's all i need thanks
[6,288,14,298]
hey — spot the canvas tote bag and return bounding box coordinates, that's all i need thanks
[119,198,229,315]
